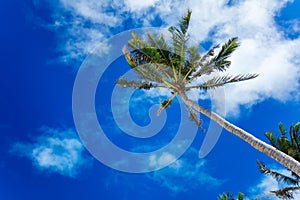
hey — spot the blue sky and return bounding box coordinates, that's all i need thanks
[1,0,300,199]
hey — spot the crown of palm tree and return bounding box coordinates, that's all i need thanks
[255,122,300,199]
[218,192,245,200]
[265,122,300,162]
[117,10,258,125]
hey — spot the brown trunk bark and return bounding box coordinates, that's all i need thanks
[179,91,300,177]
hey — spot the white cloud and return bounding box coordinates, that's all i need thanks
[250,168,300,199]
[146,148,223,193]
[11,126,90,178]
[60,0,119,25]
[149,152,178,168]
[40,0,300,115]
[124,0,159,11]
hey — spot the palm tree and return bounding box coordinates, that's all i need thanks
[255,160,300,200]
[265,122,300,163]
[116,10,300,176]
[218,192,245,200]
[255,122,300,199]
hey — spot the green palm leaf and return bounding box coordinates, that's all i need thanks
[218,192,244,200]
[265,131,278,148]
[186,74,258,91]
[116,78,155,90]
[265,122,300,159]
[256,160,300,185]
[270,186,300,199]
[211,37,239,71]
[237,192,245,200]
[186,106,203,129]
[157,98,173,116]
[179,9,192,35]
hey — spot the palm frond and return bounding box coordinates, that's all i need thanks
[147,33,172,52]
[265,131,278,148]
[168,26,187,76]
[288,148,300,162]
[270,186,300,199]
[294,122,300,133]
[265,122,300,180]
[188,45,221,81]
[256,160,300,185]
[237,192,245,200]
[187,45,201,67]
[265,125,292,154]
[179,9,192,35]
[123,40,173,83]
[116,78,161,90]
[218,192,244,200]
[186,74,258,91]
[186,106,204,130]
[136,64,167,83]
[147,33,172,65]
[290,123,300,157]
[218,192,233,200]
[189,64,214,81]
[211,37,239,71]
[126,32,166,66]
[200,44,220,63]
[180,45,200,79]
[122,46,140,68]
[168,10,192,78]
[278,122,287,135]
[157,98,173,116]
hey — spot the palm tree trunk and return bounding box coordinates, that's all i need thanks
[178,91,300,177]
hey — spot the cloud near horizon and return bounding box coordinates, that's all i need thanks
[11,126,90,178]
[38,0,300,115]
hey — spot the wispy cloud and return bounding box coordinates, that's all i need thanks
[11,126,90,178]
[146,148,223,193]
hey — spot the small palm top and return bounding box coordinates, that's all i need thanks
[218,192,245,200]
[265,122,300,162]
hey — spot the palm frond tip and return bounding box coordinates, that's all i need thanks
[187,74,258,91]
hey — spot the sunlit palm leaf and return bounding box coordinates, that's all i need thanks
[157,98,173,116]
[187,74,258,91]
[200,44,220,63]
[186,106,203,129]
[256,160,300,185]
[179,9,192,35]
[168,26,187,74]
[270,186,300,199]
[116,78,156,90]
[168,10,192,77]
[218,192,244,200]
[211,37,239,71]
[237,192,245,200]
[147,33,173,65]
[265,131,278,148]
